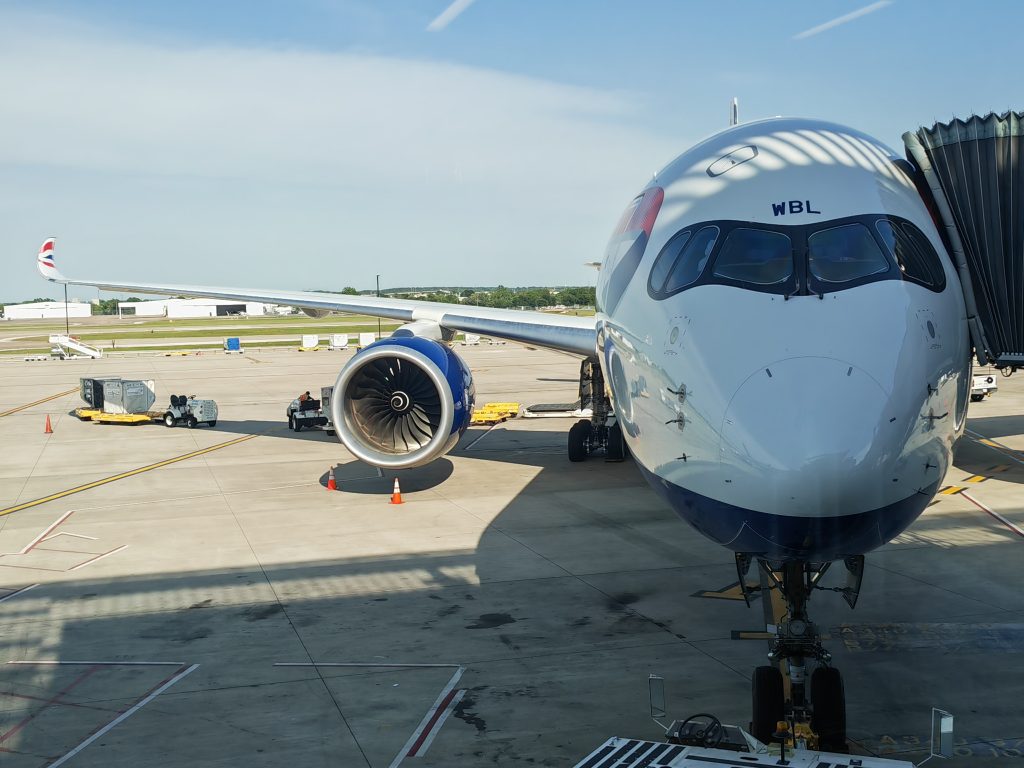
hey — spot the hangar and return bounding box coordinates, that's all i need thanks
[116,298,274,318]
[2,300,92,320]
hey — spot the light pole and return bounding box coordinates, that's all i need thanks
[376,274,381,340]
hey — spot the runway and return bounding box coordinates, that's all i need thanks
[0,347,1022,766]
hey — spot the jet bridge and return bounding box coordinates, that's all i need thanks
[904,111,1024,369]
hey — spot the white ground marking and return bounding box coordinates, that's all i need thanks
[67,544,129,571]
[8,660,188,666]
[388,665,466,767]
[0,583,39,603]
[47,664,199,766]
[462,424,499,451]
[961,491,1024,538]
[274,662,461,668]
[4,510,75,555]
[412,688,466,756]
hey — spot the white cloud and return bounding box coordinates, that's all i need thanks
[1,15,671,188]
[427,0,477,31]
[793,1,892,41]
[0,11,683,296]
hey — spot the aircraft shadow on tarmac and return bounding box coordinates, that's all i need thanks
[5,419,1024,766]
[963,412,1024,441]
[953,415,1024,485]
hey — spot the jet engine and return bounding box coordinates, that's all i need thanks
[331,337,475,468]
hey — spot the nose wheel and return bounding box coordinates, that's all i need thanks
[740,557,863,753]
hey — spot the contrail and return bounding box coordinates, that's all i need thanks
[793,0,891,40]
[427,0,477,32]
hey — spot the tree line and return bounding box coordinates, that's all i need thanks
[335,286,595,308]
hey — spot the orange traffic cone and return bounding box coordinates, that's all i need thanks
[326,465,337,491]
[389,477,403,505]
[44,415,53,434]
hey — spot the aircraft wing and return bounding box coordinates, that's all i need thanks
[36,239,597,356]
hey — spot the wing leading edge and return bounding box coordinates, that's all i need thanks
[35,239,597,356]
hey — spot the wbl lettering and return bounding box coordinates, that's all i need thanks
[771,200,821,216]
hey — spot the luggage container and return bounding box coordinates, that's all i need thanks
[358,332,376,348]
[224,337,243,353]
[101,379,157,414]
[80,377,119,409]
[300,334,319,350]
[329,333,349,350]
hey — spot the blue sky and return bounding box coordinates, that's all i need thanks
[3,1,1021,300]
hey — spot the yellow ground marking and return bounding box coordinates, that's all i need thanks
[692,581,751,601]
[0,433,259,518]
[965,475,986,483]
[732,630,774,641]
[939,485,964,495]
[0,388,78,419]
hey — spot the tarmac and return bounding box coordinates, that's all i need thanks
[0,345,1022,766]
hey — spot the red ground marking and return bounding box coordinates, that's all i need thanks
[0,666,101,744]
[407,687,461,757]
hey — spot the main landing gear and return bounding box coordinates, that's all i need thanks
[567,358,626,463]
[736,555,865,753]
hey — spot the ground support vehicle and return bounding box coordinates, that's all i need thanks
[74,408,160,425]
[573,734,916,768]
[971,373,998,401]
[470,402,520,426]
[287,390,330,432]
[163,394,218,428]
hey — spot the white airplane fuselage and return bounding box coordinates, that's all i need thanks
[596,118,970,562]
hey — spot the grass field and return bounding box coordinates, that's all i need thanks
[5,339,378,355]
[73,323,398,342]
[0,314,399,355]
[0,306,594,356]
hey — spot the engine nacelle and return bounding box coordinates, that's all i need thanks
[331,337,475,468]
[301,307,331,318]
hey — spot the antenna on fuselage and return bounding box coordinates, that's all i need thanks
[729,97,739,126]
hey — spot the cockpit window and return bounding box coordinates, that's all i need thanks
[808,223,890,283]
[648,230,690,294]
[662,226,719,293]
[713,228,793,285]
[875,220,946,291]
[643,214,943,302]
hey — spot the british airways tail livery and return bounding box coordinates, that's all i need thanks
[36,116,978,749]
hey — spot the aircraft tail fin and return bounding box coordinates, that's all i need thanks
[37,238,67,282]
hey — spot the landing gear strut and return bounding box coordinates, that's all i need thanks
[737,555,865,753]
[567,358,626,462]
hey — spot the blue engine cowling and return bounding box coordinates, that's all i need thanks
[331,337,475,468]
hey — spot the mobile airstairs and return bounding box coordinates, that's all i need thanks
[49,335,103,359]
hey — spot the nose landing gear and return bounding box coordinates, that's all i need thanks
[738,555,864,753]
[567,358,627,462]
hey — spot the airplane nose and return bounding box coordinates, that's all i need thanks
[719,356,895,518]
